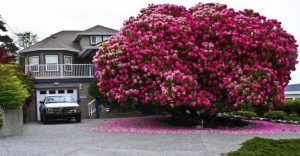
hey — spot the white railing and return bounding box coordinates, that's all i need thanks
[101,105,110,113]
[25,64,95,79]
[88,99,96,117]
[87,99,110,117]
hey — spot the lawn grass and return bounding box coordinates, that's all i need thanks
[227,137,300,156]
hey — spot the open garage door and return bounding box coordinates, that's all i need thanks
[36,88,78,121]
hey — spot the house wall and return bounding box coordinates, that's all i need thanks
[29,81,94,121]
[24,51,78,64]
[79,36,91,49]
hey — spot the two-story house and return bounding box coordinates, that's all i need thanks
[19,25,118,121]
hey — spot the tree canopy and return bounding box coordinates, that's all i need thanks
[93,3,298,116]
[15,32,38,49]
[0,16,18,53]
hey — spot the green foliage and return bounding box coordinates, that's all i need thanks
[231,111,258,118]
[263,111,287,120]
[15,31,38,49]
[0,64,30,109]
[275,99,300,116]
[88,79,109,105]
[285,113,300,121]
[0,107,4,129]
[89,78,135,112]
[291,100,300,115]
[0,17,18,53]
[227,137,300,156]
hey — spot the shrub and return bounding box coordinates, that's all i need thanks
[263,111,287,120]
[231,111,258,118]
[0,64,30,110]
[93,3,298,117]
[275,99,300,116]
[0,107,4,129]
[292,100,300,115]
[88,79,109,106]
[285,113,300,121]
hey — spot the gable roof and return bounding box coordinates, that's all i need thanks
[84,25,118,33]
[19,25,118,53]
[285,84,300,92]
[73,25,118,41]
[20,31,81,53]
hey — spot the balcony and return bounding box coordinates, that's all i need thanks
[25,64,95,79]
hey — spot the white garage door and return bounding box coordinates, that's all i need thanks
[36,88,78,121]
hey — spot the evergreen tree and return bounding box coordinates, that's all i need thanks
[0,16,18,53]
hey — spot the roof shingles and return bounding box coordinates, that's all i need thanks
[19,25,118,53]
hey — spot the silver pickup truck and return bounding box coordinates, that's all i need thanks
[39,95,81,124]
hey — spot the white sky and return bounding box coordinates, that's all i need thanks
[1,0,299,84]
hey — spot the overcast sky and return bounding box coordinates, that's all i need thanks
[1,0,299,84]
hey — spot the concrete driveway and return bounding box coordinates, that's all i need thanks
[0,119,299,156]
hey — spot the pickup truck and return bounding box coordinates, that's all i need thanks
[39,95,81,124]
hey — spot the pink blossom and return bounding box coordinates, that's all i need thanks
[93,3,298,114]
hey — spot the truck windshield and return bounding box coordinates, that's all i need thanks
[45,96,75,103]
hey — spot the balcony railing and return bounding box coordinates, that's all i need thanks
[25,64,95,79]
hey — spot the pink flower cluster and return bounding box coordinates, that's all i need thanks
[91,116,300,134]
[93,3,298,115]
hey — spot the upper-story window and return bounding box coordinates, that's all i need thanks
[29,56,39,72]
[64,55,72,72]
[90,36,102,45]
[90,35,111,45]
[103,36,111,41]
[45,55,58,71]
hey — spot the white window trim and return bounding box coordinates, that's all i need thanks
[103,36,111,42]
[64,55,73,72]
[29,56,39,72]
[45,55,59,72]
[90,36,103,45]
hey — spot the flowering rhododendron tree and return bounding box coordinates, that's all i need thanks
[93,3,298,119]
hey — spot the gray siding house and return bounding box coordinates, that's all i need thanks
[285,84,300,100]
[19,25,118,121]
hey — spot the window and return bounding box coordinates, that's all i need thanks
[29,56,39,72]
[64,56,72,72]
[58,90,65,94]
[103,36,111,41]
[90,36,103,45]
[49,90,56,94]
[67,90,74,94]
[40,90,46,94]
[46,55,58,71]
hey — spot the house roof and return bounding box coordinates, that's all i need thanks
[19,25,118,54]
[285,84,300,92]
[84,25,118,33]
[19,31,81,53]
[73,25,118,41]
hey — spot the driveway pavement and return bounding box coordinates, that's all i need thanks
[0,119,299,156]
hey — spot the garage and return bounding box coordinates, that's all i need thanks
[35,88,78,121]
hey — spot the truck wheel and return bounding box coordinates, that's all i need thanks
[75,115,81,123]
[43,113,48,124]
[40,113,43,122]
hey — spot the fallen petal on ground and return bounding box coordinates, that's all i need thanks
[91,116,300,134]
